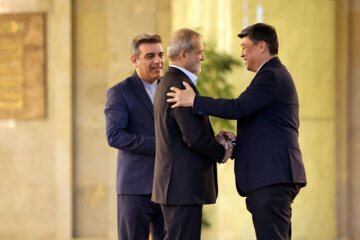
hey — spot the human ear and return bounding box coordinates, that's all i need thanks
[130,55,138,67]
[259,41,267,53]
[179,49,187,60]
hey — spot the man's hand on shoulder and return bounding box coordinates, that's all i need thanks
[166,81,195,108]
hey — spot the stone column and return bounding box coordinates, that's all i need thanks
[335,0,349,238]
[348,0,360,238]
[52,0,74,238]
[336,0,360,238]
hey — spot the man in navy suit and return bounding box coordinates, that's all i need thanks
[105,34,165,240]
[167,23,307,239]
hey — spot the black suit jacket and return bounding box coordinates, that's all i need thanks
[105,71,156,195]
[192,57,307,196]
[152,67,225,205]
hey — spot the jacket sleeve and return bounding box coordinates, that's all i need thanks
[192,70,278,119]
[104,87,155,156]
[170,85,226,163]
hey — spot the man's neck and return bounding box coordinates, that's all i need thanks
[169,63,198,86]
[256,55,277,72]
[169,61,185,70]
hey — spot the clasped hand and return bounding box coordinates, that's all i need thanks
[215,130,236,164]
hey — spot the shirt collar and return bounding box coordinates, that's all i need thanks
[169,65,198,86]
[256,59,271,72]
[141,79,158,88]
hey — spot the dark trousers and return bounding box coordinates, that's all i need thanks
[246,184,301,240]
[117,194,165,240]
[161,204,203,240]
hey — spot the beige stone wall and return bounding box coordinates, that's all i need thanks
[0,0,172,238]
[73,0,171,238]
[0,0,73,239]
[1,0,360,239]
[73,0,110,237]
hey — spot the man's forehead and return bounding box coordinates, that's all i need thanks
[139,42,163,49]
[139,42,163,54]
[192,37,203,48]
[241,37,252,45]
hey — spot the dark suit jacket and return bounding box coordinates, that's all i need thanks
[105,71,156,195]
[192,57,307,196]
[152,67,225,205]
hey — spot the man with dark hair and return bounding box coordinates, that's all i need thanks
[152,28,233,240]
[167,23,307,239]
[238,23,279,55]
[105,33,165,240]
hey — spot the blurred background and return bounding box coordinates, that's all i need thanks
[0,0,359,239]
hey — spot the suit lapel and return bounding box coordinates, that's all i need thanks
[129,71,154,118]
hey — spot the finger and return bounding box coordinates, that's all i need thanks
[167,92,176,97]
[216,132,224,138]
[169,86,181,92]
[227,132,236,139]
[182,81,191,89]
[216,137,225,144]
[167,97,176,103]
[217,130,225,137]
[171,102,180,108]
[225,133,236,141]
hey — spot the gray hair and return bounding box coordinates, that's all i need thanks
[167,28,201,60]
[130,33,162,57]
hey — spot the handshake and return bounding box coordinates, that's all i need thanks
[215,130,236,164]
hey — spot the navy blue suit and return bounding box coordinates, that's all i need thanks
[192,57,306,239]
[105,71,164,240]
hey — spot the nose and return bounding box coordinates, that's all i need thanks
[200,52,205,61]
[241,50,245,58]
[154,55,162,64]
[154,56,160,63]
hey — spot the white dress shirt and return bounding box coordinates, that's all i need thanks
[169,65,198,86]
[141,79,158,104]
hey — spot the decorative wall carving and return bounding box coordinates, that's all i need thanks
[0,13,45,119]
